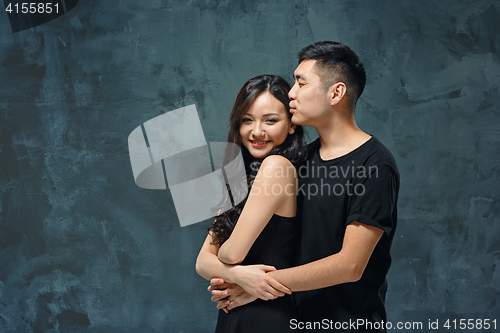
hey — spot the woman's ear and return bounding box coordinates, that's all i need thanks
[288,123,296,135]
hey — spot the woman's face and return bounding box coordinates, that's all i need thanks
[239,91,295,159]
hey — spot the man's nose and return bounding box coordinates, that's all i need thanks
[288,83,297,100]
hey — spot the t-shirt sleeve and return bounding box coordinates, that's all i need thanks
[346,164,398,235]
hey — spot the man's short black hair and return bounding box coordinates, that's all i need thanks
[298,41,366,109]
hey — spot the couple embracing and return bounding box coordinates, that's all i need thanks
[196,41,400,333]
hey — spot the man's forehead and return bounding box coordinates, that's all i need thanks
[294,59,318,79]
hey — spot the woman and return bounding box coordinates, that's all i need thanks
[195,74,307,332]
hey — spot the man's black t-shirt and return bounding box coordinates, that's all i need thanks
[294,136,400,332]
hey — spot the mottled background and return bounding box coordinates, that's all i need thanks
[1,0,499,332]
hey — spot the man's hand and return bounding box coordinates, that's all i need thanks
[208,278,257,313]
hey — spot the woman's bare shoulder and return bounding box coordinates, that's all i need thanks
[259,155,296,180]
[261,155,294,168]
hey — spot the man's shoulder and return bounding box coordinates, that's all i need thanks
[360,137,399,172]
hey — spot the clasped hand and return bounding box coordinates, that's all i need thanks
[208,265,291,312]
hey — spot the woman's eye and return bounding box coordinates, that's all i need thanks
[241,118,252,123]
[266,119,278,124]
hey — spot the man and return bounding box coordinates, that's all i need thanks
[210,41,399,332]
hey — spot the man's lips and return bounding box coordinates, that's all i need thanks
[250,140,270,147]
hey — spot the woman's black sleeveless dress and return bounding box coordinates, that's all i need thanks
[215,214,298,333]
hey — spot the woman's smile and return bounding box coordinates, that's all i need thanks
[250,140,271,148]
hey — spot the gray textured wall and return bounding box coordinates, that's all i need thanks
[0,0,499,332]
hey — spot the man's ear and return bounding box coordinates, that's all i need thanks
[288,123,296,135]
[329,82,347,106]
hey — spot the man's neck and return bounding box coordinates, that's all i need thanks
[315,115,372,161]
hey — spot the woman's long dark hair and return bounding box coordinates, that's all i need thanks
[210,74,307,245]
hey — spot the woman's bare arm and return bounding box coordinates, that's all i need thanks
[195,229,291,300]
[196,155,297,299]
[217,155,297,264]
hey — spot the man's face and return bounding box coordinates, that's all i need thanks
[288,59,332,127]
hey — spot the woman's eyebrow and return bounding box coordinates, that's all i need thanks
[263,113,281,117]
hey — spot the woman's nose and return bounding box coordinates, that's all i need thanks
[251,122,265,137]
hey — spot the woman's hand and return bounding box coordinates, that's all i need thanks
[229,265,291,300]
[208,279,258,313]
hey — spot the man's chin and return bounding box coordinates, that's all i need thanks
[291,115,307,126]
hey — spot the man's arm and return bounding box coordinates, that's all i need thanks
[210,221,384,311]
[267,221,383,291]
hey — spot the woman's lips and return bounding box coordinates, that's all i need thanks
[250,140,270,148]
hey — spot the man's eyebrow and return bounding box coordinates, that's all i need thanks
[294,73,306,80]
